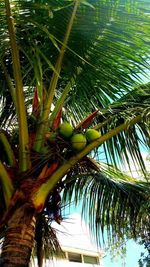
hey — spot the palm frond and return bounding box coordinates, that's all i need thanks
[92,83,150,174]
[63,0,150,116]
[0,0,150,127]
[35,213,63,267]
[62,162,150,246]
[0,77,16,128]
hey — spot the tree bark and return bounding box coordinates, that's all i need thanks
[0,203,36,267]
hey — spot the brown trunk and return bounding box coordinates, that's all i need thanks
[0,203,36,267]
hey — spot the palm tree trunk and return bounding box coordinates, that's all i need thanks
[0,203,36,267]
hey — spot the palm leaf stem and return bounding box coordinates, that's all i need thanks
[94,117,112,130]
[4,0,30,171]
[49,76,75,129]
[0,132,16,167]
[34,0,79,152]
[0,161,14,208]
[32,115,141,209]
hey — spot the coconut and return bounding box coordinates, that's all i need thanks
[59,122,73,139]
[85,129,101,143]
[71,133,87,151]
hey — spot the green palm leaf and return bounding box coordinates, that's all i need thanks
[35,214,63,267]
[1,0,150,120]
[62,161,150,245]
[93,83,150,173]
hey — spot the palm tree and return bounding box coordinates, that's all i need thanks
[0,0,150,266]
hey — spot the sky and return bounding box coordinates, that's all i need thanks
[102,240,145,267]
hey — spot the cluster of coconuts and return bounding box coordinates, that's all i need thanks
[56,122,101,152]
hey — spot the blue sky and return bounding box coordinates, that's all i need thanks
[102,240,145,267]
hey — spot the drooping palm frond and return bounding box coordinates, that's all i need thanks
[62,161,150,246]
[35,214,63,267]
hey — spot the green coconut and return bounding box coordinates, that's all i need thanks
[85,129,101,143]
[59,122,73,139]
[71,133,87,151]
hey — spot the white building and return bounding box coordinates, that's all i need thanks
[45,246,102,267]
[50,213,103,266]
